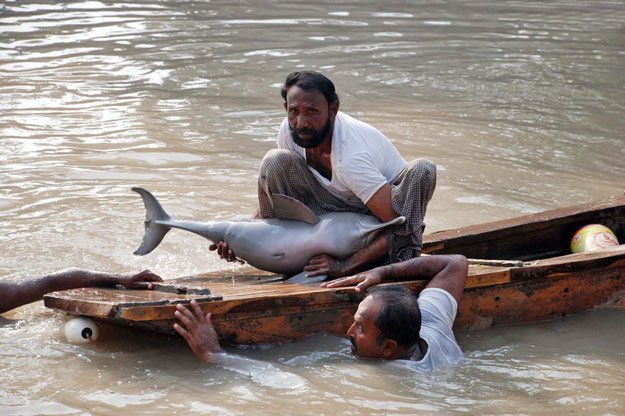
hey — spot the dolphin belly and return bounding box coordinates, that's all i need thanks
[223,219,322,275]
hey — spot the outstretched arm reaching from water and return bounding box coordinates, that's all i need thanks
[321,254,468,303]
[304,232,388,279]
[0,269,163,314]
[173,301,308,388]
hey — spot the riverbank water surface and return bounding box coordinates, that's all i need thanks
[1,1,624,414]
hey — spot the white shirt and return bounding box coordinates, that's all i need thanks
[409,288,463,372]
[277,111,407,208]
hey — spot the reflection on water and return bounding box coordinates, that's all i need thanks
[1,0,624,414]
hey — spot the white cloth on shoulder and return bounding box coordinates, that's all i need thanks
[409,288,463,372]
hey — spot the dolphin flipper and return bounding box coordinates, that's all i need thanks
[261,178,319,225]
[271,194,319,225]
[132,187,172,255]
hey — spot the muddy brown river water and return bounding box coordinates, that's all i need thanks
[1,1,624,414]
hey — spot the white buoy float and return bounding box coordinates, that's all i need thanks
[570,224,619,253]
[64,317,99,343]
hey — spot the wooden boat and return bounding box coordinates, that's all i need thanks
[44,196,625,344]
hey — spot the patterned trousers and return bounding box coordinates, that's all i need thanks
[257,149,437,263]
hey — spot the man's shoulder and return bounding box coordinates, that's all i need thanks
[334,112,393,156]
[418,288,458,331]
[410,288,463,370]
[419,288,458,311]
[336,111,379,133]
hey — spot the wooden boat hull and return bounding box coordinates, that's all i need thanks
[44,196,625,344]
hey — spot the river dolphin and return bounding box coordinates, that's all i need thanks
[132,187,405,279]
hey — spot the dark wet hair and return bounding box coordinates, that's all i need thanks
[280,71,339,106]
[369,286,421,348]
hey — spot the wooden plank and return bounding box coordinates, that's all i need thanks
[465,266,511,288]
[45,264,509,322]
[44,287,218,318]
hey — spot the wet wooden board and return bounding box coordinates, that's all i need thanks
[44,196,625,344]
[44,246,625,343]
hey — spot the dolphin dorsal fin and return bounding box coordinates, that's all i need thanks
[271,194,319,225]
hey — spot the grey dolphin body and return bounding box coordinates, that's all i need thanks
[132,187,405,277]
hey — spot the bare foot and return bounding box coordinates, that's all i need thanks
[174,300,223,363]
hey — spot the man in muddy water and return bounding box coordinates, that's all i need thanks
[174,254,467,372]
[210,71,437,280]
[0,269,162,314]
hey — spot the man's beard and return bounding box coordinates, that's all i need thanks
[290,116,332,149]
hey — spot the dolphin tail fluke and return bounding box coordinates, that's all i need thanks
[132,187,171,255]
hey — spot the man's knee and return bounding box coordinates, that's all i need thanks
[405,158,436,180]
[405,158,436,189]
[260,149,305,175]
[392,159,436,211]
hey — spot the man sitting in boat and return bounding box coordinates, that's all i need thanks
[174,254,467,371]
[0,269,162,314]
[211,71,437,280]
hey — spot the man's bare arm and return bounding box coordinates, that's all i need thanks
[320,255,468,303]
[0,269,163,314]
[365,183,399,222]
[304,232,388,278]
